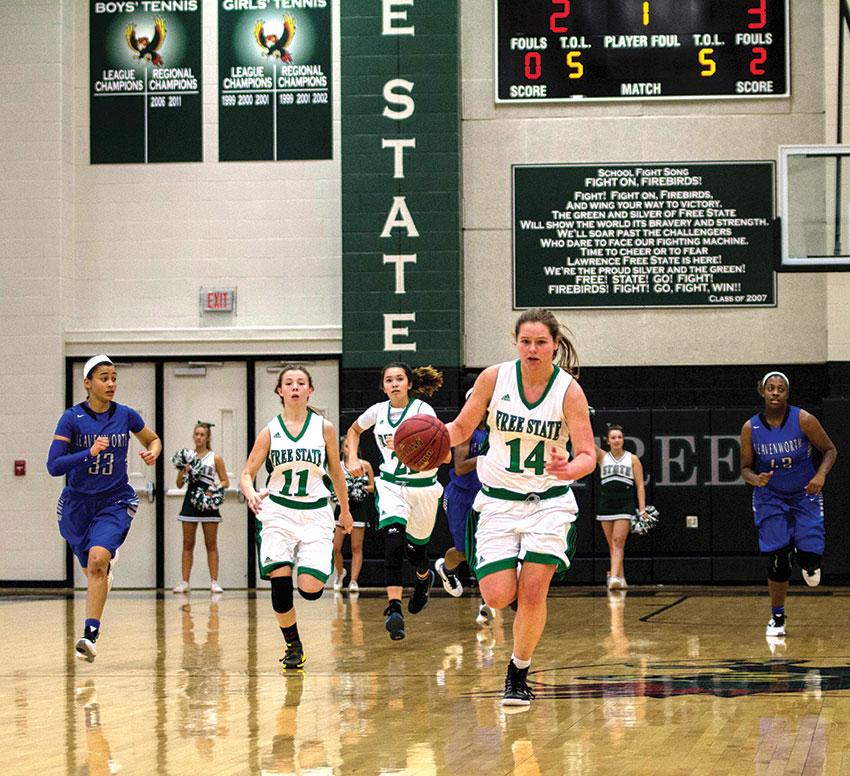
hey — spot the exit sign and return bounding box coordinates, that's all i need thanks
[200,288,236,313]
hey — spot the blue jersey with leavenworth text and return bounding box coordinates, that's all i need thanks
[54,401,145,495]
[750,406,816,495]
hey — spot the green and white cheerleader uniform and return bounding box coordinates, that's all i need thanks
[179,450,222,523]
[596,451,637,522]
[355,398,443,546]
[471,360,578,579]
[255,411,334,582]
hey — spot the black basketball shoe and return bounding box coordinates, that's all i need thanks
[408,569,435,614]
[503,660,535,706]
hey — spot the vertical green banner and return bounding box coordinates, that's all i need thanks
[341,0,462,369]
[89,1,202,164]
[218,0,332,161]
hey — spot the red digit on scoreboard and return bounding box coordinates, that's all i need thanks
[525,51,542,80]
[750,46,767,75]
[550,0,570,33]
[747,0,766,30]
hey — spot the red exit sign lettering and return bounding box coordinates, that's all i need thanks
[200,288,236,313]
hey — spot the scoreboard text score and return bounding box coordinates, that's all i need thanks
[496,0,789,102]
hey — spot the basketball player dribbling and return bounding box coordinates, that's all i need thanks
[345,363,445,641]
[445,309,596,705]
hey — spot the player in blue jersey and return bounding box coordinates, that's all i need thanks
[47,355,161,663]
[740,371,837,639]
[434,387,494,624]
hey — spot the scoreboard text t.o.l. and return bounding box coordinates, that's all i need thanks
[495,0,789,102]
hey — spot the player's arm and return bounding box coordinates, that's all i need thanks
[545,380,596,481]
[46,413,109,477]
[452,438,478,476]
[362,459,375,494]
[740,420,772,486]
[632,454,647,514]
[345,420,368,476]
[134,426,161,465]
[800,411,838,495]
[446,367,496,447]
[325,421,352,533]
[214,454,230,490]
[240,428,271,514]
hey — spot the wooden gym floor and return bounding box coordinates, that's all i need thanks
[2,586,850,775]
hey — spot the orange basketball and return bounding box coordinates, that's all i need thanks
[394,414,450,472]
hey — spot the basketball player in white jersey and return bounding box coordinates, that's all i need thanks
[445,309,596,705]
[345,363,445,641]
[240,365,352,672]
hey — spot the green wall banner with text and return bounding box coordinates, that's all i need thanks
[90,1,202,164]
[218,0,332,161]
[513,162,776,309]
[341,0,462,369]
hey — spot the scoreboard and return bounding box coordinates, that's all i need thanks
[496,0,789,102]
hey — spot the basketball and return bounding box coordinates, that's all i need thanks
[394,414,450,472]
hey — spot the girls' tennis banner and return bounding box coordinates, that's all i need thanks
[90,1,203,164]
[218,0,332,161]
[341,0,462,368]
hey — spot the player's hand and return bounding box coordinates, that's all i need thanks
[752,471,774,487]
[139,449,157,466]
[246,488,269,514]
[347,458,363,477]
[805,474,825,496]
[338,509,354,534]
[544,447,571,480]
[90,436,109,456]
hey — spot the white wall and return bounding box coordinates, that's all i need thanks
[460,0,832,367]
[70,1,342,345]
[0,0,71,579]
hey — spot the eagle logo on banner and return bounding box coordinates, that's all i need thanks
[126,17,167,67]
[254,15,296,62]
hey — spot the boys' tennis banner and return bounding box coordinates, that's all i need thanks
[90,1,203,164]
[218,0,332,161]
[341,0,462,369]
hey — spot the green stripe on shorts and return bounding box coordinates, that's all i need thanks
[476,556,518,580]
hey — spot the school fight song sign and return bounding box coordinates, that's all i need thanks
[218,0,332,161]
[341,0,462,368]
[513,162,776,309]
[90,1,202,164]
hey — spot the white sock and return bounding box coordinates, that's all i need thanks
[511,654,531,669]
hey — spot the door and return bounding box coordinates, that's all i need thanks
[252,360,339,588]
[73,361,157,588]
[164,362,248,590]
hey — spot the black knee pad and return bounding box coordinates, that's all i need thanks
[766,545,795,582]
[796,550,822,573]
[405,540,428,572]
[298,587,323,600]
[271,576,294,613]
[384,526,405,587]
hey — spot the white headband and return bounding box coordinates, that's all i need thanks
[83,354,113,380]
[761,371,789,389]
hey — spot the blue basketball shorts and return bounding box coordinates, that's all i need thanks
[752,488,825,554]
[442,482,479,553]
[57,484,139,567]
